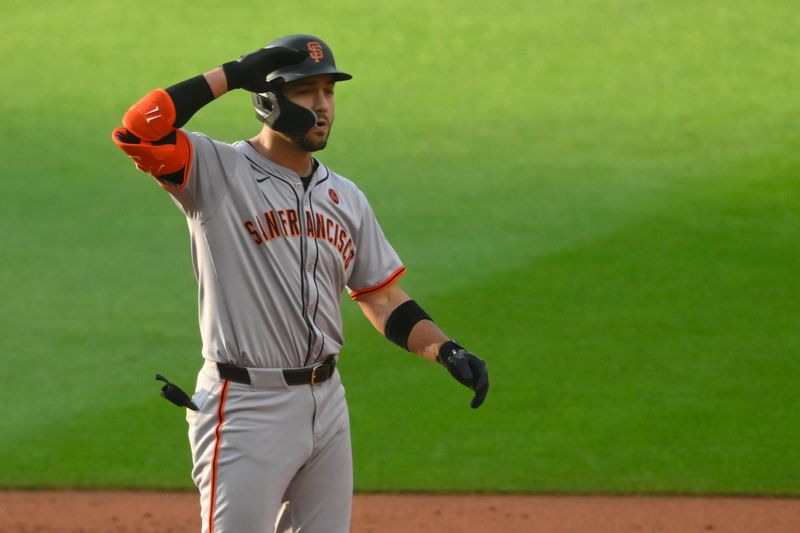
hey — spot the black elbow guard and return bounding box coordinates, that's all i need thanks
[384,300,432,351]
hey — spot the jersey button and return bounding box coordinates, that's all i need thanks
[295,182,302,189]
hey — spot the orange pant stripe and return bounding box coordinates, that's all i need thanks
[208,380,230,533]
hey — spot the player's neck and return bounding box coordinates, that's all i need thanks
[249,128,314,177]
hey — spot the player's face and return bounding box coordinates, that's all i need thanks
[282,75,336,152]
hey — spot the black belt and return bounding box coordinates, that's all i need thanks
[217,356,337,386]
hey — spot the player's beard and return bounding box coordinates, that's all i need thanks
[291,135,327,152]
[290,123,331,152]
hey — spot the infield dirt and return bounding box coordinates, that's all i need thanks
[1,491,799,532]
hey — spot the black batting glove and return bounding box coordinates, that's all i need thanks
[222,46,309,93]
[437,340,489,409]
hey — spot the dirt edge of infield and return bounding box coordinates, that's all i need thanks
[1,491,800,532]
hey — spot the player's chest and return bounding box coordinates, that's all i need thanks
[222,177,359,273]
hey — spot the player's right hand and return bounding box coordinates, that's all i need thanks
[437,341,489,409]
[225,46,309,93]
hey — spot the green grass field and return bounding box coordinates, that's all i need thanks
[1,0,799,494]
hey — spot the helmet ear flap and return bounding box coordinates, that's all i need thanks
[252,92,272,122]
[263,94,275,113]
[252,89,317,136]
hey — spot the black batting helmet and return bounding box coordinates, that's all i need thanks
[252,34,352,135]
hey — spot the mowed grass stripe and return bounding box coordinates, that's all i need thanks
[347,175,799,493]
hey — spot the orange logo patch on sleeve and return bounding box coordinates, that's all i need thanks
[307,42,324,63]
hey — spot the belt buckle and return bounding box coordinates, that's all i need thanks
[310,358,332,385]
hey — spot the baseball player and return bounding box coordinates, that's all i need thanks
[112,34,489,533]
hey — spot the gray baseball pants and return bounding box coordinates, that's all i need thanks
[187,359,352,532]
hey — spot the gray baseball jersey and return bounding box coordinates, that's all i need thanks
[157,130,406,533]
[170,131,404,368]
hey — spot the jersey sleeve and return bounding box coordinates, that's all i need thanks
[166,131,242,219]
[346,191,405,300]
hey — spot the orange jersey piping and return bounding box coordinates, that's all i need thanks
[349,266,406,300]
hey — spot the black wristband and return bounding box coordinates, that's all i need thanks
[384,300,432,351]
[437,340,464,365]
[165,75,215,128]
[221,61,243,91]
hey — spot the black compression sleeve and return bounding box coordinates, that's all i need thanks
[384,300,432,351]
[165,75,215,128]
[221,61,243,91]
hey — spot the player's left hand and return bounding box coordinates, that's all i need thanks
[225,46,309,93]
[437,341,489,409]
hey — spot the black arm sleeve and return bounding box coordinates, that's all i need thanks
[384,300,433,351]
[165,75,215,128]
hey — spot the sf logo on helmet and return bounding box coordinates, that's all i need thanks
[307,42,324,63]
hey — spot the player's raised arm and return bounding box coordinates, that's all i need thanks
[111,46,307,186]
[357,284,490,409]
